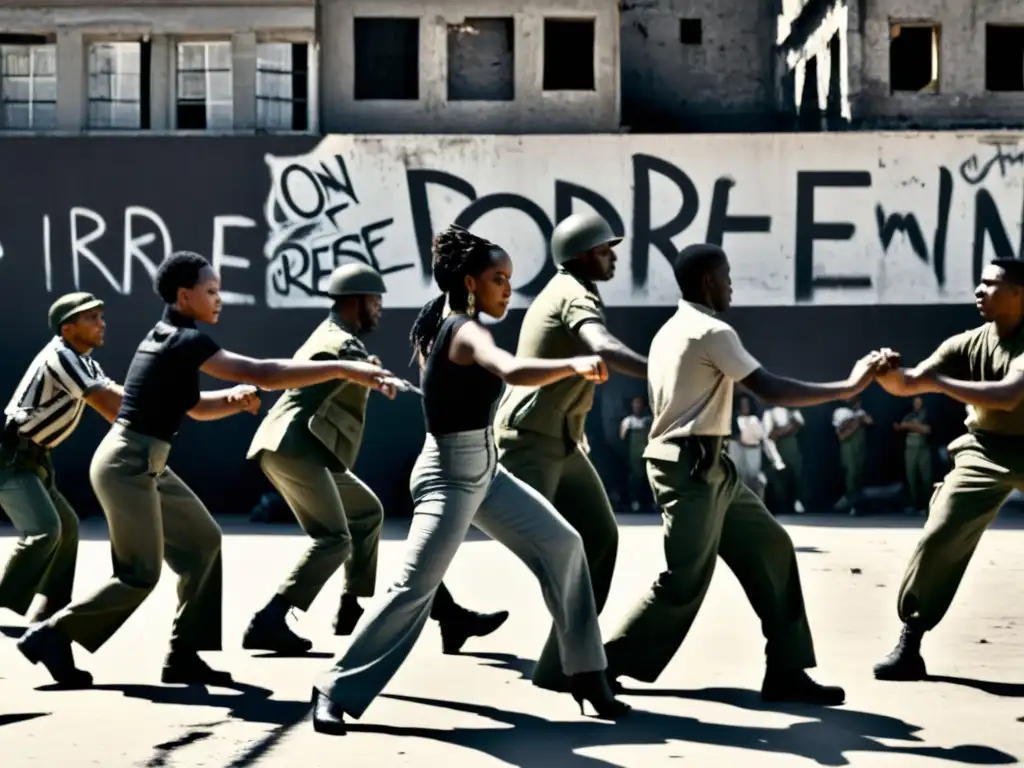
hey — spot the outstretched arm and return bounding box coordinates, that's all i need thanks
[189,385,261,421]
[451,321,607,387]
[200,349,393,395]
[84,383,124,423]
[741,356,883,408]
[576,323,647,378]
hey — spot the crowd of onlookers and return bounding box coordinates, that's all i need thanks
[607,392,986,518]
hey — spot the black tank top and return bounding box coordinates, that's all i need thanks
[421,315,504,435]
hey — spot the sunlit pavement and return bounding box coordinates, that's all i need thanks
[2,512,1023,767]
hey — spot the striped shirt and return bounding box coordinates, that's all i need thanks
[4,337,111,448]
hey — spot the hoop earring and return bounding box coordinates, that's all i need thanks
[467,292,476,315]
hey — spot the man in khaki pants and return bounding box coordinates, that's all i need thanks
[0,293,123,685]
[494,212,648,692]
[603,243,887,705]
[244,263,508,655]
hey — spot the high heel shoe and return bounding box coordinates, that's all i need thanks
[569,671,631,720]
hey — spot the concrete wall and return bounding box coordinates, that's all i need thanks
[0,1,314,132]
[0,132,1000,517]
[856,0,1024,127]
[620,0,780,132]
[317,0,620,134]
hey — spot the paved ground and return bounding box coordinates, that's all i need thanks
[1,512,1023,767]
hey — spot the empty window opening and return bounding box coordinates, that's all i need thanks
[257,42,309,130]
[889,23,939,93]
[679,19,702,45]
[176,41,233,130]
[447,18,514,101]
[354,18,419,100]
[88,41,150,130]
[986,25,1024,92]
[0,34,57,130]
[543,19,595,91]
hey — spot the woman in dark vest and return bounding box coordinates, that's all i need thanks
[310,225,630,735]
[17,250,395,687]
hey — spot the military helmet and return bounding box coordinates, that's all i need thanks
[326,262,387,297]
[550,212,622,266]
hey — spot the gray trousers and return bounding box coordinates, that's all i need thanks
[317,427,607,718]
[47,424,223,653]
[0,466,79,621]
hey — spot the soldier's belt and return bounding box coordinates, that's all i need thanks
[0,427,52,477]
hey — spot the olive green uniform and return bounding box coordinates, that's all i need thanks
[840,430,866,499]
[494,269,618,691]
[247,312,384,610]
[623,415,651,507]
[0,439,78,622]
[896,323,1024,631]
[901,409,933,511]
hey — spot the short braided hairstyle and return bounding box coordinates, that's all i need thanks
[409,224,498,358]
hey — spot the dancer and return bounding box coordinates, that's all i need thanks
[603,243,884,705]
[244,262,508,654]
[0,293,123,685]
[17,251,395,686]
[872,258,1024,680]
[493,212,647,692]
[311,225,630,735]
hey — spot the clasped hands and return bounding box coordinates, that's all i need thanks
[226,384,262,414]
[849,347,930,396]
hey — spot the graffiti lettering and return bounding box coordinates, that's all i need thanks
[959,143,1024,186]
[265,150,412,308]
[795,171,873,300]
[6,134,1023,310]
[40,207,256,303]
[876,167,953,287]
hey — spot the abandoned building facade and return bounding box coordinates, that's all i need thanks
[0,0,1021,134]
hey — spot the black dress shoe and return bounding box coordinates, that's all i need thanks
[161,649,234,686]
[17,624,92,687]
[439,609,509,655]
[333,596,365,637]
[242,610,313,655]
[761,668,845,706]
[311,688,347,735]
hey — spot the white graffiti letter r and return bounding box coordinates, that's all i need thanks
[123,206,172,294]
[70,207,120,293]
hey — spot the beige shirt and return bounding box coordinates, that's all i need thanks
[645,300,761,461]
[763,406,804,434]
[736,414,766,445]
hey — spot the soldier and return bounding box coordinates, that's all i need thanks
[619,396,652,512]
[243,263,508,655]
[893,396,932,515]
[763,406,806,514]
[603,243,882,705]
[493,212,648,692]
[832,396,872,515]
[872,258,1024,680]
[0,293,123,685]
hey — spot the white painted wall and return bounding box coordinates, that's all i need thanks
[259,131,1024,309]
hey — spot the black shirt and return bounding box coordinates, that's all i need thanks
[422,315,504,435]
[118,307,221,441]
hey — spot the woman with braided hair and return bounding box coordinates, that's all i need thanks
[310,224,630,734]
